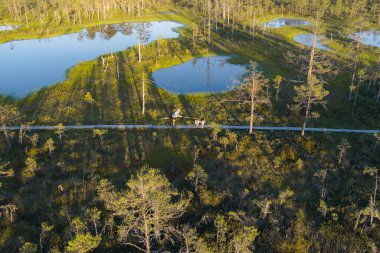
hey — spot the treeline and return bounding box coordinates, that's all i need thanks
[2,0,170,25]
[177,0,380,43]
[2,0,379,27]
[179,0,380,22]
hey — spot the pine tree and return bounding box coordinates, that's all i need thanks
[99,166,190,252]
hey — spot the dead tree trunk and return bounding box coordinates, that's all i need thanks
[302,99,311,136]
[2,123,11,148]
[349,29,362,101]
[302,27,317,137]
[142,73,145,115]
[249,72,257,134]
[138,41,142,63]
[351,79,361,118]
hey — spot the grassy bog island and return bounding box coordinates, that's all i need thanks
[0,0,379,253]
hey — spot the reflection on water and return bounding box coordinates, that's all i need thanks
[262,18,310,28]
[0,25,19,31]
[158,11,176,14]
[0,21,183,97]
[352,31,380,48]
[151,56,246,94]
[294,34,330,50]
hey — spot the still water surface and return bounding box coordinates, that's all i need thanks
[0,21,183,97]
[0,25,19,31]
[262,18,310,28]
[294,34,330,50]
[151,56,246,94]
[352,31,380,48]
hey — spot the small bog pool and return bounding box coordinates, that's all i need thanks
[151,56,246,94]
[262,18,310,28]
[0,25,19,31]
[352,31,380,48]
[294,34,330,50]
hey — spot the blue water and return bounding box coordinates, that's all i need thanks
[151,56,246,94]
[262,18,310,28]
[0,25,19,31]
[352,31,380,48]
[294,34,330,50]
[0,21,183,97]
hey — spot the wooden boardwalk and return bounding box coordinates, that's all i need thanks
[3,124,380,134]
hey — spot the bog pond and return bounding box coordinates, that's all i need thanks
[293,34,330,50]
[262,18,310,28]
[0,25,19,31]
[151,56,246,94]
[0,21,183,97]
[352,31,380,48]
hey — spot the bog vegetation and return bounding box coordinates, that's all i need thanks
[0,0,379,252]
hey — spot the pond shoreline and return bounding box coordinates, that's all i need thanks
[0,21,184,98]
[151,55,247,94]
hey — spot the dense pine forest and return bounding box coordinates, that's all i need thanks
[0,0,379,252]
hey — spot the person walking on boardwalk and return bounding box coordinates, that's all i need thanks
[171,109,182,126]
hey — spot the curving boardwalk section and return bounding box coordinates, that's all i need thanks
[2,124,380,134]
